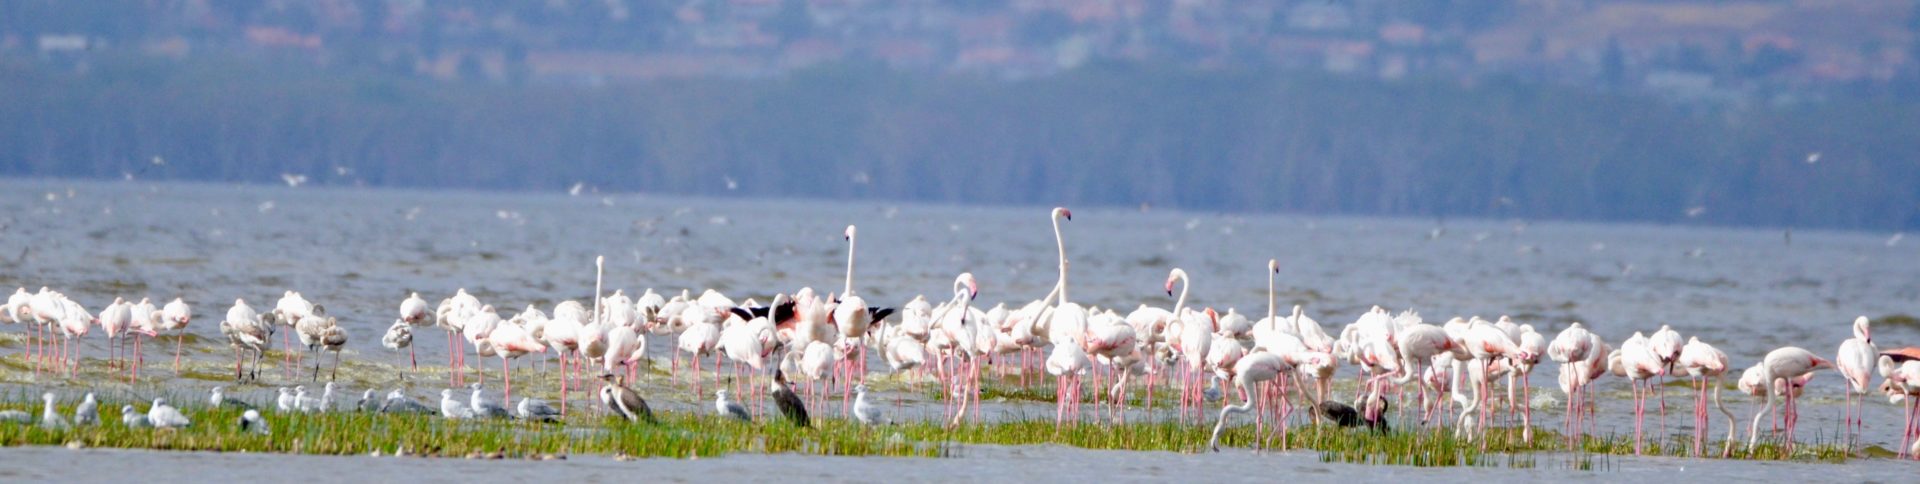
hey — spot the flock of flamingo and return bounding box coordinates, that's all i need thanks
[5,207,1920,460]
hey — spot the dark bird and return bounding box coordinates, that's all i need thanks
[1316,399,1390,432]
[728,294,797,325]
[599,373,656,423]
[770,368,810,428]
[238,409,269,435]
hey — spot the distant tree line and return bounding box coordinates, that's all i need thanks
[1,56,1916,230]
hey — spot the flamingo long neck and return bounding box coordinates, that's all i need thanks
[1052,213,1068,305]
[593,256,605,327]
[844,230,857,298]
[1170,270,1190,318]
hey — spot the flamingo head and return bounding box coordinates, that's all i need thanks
[1053,207,1071,221]
[955,273,978,299]
[1268,259,1279,274]
[1856,316,1872,343]
[1810,356,1836,371]
[844,225,857,240]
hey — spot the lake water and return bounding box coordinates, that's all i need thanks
[1,178,1917,477]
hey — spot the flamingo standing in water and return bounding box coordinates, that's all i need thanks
[221,299,270,382]
[382,319,413,380]
[487,318,546,405]
[1746,346,1832,453]
[127,298,159,381]
[1878,347,1920,458]
[1208,349,1326,451]
[274,291,316,376]
[833,225,874,416]
[1165,268,1212,423]
[397,292,431,370]
[1646,325,1684,438]
[1676,336,1734,456]
[159,298,190,372]
[55,297,93,377]
[1835,316,1875,447]
[98,298,130,375]
[544,300,588,414]
[1616,332,1663,453]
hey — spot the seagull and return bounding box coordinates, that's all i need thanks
[468,383,510,419]
[355,390,379,412]
[39,393,68,429]
[147,398,191,428]
[598,374,656,423]
[381,389,435,414]
[120,405,150,428]
[771,368,809,428]
[74,393,98,426]
[714,389,751,423]
[853,384,885,425]
[293,385,314,413]
[440,389,474,419]
[211,386,254,409]
[516,397,562,422]
[316,382,337,413]
[239,409,269,435]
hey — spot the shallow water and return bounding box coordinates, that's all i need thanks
[4,443,1915,483]
[2,178,1918,473]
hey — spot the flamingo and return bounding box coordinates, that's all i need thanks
[319,323,347,381]
[545,299,587,413]
[159,298,190,372]
[1616,331,1663,453]
[1208,349,1327,451]
[1549,321,1595,441]
[382,319,413,379]
[128,298,159,381]
[1510,324,1546,440]
[1166,268,1213,423]
[1835,316,1875,447]
[1458,318,1524,440]
[603,323,643,384]
[676,304,723,398]
[2,288,27,364]
[1746,346,1832,452]
[1647,324,1684,437]
[55,296,93,377]
[294,312,340,381]
[274,291,316,375]
[398,292,431,370]
[99,297,130,375]
[833,225,875,412]
[1676,336,1734,456]
[221,299,270,382]
[1877,347,1920,458]
[1045,335,1090,428]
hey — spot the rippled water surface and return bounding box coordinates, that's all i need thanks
[2,178,1918,477]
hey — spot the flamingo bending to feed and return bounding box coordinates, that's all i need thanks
[1676,336,1734,457]
[1746,346,1832,453]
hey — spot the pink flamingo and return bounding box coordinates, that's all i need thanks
[1676,336,1734,456]
[1835,316,1875,447]
[487,318,546,405]
[1746,346,1832,453]
[159,298,190,372]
